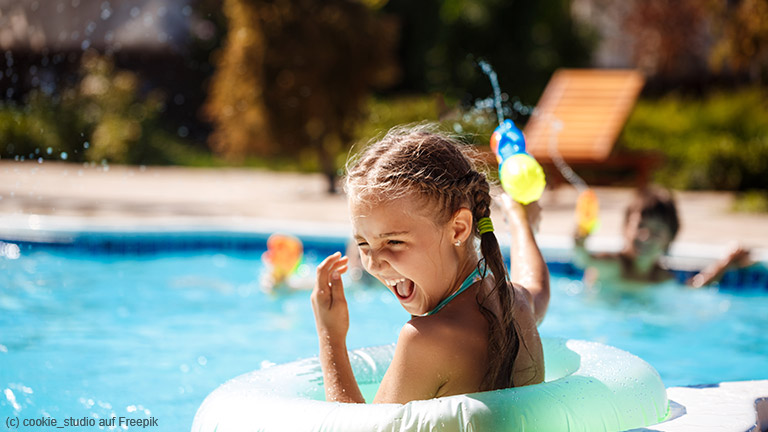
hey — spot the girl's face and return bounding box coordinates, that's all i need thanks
[624,212,673,259]
[351,196,470,316]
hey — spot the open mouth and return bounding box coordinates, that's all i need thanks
[384,277,415,300]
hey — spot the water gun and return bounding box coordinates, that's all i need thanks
[490,119,546,205]
[575,188,600,237]
[262,233,303,284]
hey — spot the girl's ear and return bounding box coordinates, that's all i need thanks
[451,208,474,245]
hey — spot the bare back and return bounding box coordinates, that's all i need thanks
[373,278,544,403]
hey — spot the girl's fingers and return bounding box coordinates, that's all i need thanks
[316,252,342,285]
[314,253,349,308]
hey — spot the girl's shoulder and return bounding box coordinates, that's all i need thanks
[401,310,489,394]
[406,307,488,352]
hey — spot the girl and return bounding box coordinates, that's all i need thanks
[573,186,751,291]
[311,124,550,403]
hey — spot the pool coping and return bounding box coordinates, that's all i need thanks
[2,213,767,265]
[629,379,768,432]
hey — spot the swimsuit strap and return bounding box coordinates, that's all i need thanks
[419,267,483,317]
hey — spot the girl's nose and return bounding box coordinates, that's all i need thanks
[366,249,386,272]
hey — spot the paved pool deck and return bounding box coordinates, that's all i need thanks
[1,161,767,259]
[1,160,767,431]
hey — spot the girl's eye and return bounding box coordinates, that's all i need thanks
[387,240,404,246]
[357,242,369,247]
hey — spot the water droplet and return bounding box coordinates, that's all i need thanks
[197,356,207,366]
[83,141,90,149]
[46,147,53,154]
[101,9,111,20]
[4,388,21,411]
[177,126,188,138]
[130,7,140,18]
[81,40,91,50]
[60,152,68,160]
[37,157,43,164]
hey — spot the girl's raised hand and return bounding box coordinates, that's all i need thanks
[497,193,542,233]
[311,252,350,342]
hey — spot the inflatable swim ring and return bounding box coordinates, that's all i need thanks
[192,338,668,432]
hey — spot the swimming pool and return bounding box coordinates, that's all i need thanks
[1,231,766,431]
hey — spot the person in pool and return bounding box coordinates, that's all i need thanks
[573,186,751,291]
[310,124,550,403]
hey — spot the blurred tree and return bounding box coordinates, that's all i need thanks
[709,0,768,85]
[621,0,768,89]
[204,0,398,192]
[78,52,166,164]
[0,50,172,165]
[380,0,595,105]
[624,0,712,85]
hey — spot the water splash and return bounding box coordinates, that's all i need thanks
[475,60,588,191]
[477,60,504,127]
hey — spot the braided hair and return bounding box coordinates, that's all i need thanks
[345,124,521,390]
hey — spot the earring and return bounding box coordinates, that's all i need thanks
[454,240,462,247]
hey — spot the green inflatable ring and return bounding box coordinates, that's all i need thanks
[192,338,669,431]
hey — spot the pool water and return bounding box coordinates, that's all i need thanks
[1,238,767,431]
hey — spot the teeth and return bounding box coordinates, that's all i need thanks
[384,278,406,287]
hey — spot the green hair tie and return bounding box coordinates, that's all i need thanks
[477,217,494,235]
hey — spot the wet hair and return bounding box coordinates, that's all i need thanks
[624,186,680,242]
[345,123,520,390]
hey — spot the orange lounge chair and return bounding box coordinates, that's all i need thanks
[522,69,661,187]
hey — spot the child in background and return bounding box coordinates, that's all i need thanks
[311,124,550,403]
[573,186,751,291]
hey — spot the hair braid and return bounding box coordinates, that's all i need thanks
[469,177,520,390]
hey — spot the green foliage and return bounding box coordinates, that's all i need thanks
[381,0,595,102]
[709,0,768,84]
[621,88,768,191]
[0,51,199,165]
[356,94,498,144]
[732,190,768,213]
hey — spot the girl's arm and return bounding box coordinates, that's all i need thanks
[688,245,751,288]
[311,252,365,403]
[499,194,550,325]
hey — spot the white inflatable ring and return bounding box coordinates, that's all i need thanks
[192,338,668,431]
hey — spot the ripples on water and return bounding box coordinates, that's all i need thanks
[1,248,766,430]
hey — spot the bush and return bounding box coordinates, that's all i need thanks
[0,51,206,166]
[621,88,768,191]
